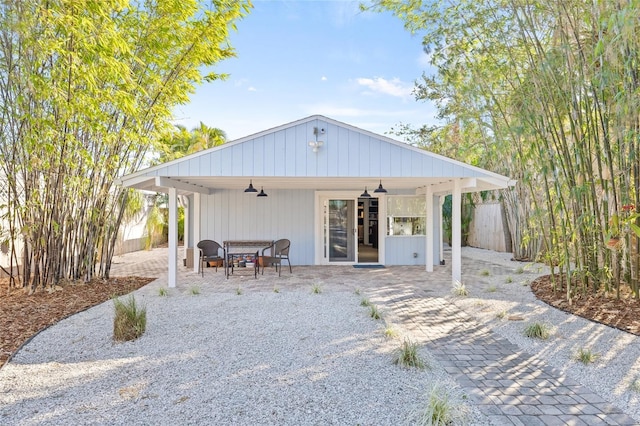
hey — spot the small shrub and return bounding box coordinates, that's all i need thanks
[312,284,322,294]
[393,339,424,369]
[515,266,525,274]
[190,286,200,295]
[113,295,146,342]
[496,310,507,319]
[630,377,640,392]
[451,281,468,297]
[505,276,513,284]
[485,285,498,293]
[524,322,551,339]
[411,383,469,425]
[158,287,168,297]
[236,286,243,295]
[354,288,361,295]
[384,324,398,338]
[480,269,490,276]
[576,348,597,364]
[273,286,280,293]
[522,280,530,287]
[360,298,371,307]
[369,304,381,320]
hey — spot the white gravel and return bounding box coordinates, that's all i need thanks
[2,246,639,424]
[0,287,487,425]
[448,247,640,423]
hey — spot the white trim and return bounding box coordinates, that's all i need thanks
[168,187,178,288]
[314,191,385,265]
[452,180,462,283]
[193,193,201,274]
[426,186,434,272]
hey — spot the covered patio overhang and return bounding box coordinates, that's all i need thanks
[119,174,514,288]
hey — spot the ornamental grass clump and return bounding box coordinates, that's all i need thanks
[411,383,469,425]
[451,280,468,297]
[575,347,598,365]
[524,322,551,340]
[393,338,425,369]
[113,295,146,342]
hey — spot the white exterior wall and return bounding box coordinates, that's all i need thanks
[198,188,316,265]
[191,189,442,266]
[150,118,485,180]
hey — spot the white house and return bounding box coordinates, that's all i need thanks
[118,115,514,287]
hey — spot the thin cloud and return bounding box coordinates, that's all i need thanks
[247,86,257,92]
[321,76,328,81]
[356,77,413,98]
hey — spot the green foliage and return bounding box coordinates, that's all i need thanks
[145,204,165,250]
[113,295,146,342]
[393,339,425,369]
[236,286,242,296]
[505,276,513,284]
[496,310,507,319]
[485,285,498,293]
[480,269,490,276]
[190,286,200,295]
[369,0,640,301]
[0,0,250,288]
[158,287,168,297]
[451,281,468,297]
[369,304,381,320]
[524,322,551,340]
[410,383,469,425]
[630,377,640,393]
[354,288,361,295]
[273,286,280,293]
[360,298,371,307]
[575,348,598,365]
[311,284,322,294]
[384,324,398,338]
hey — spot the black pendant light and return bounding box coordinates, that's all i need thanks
[374,180,387,193]
[244,180,258,193]
[257,187,268,197]
[360,187,371,198]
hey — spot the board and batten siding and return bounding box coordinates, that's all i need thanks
[151,118,487,179]
[194,188,316,265]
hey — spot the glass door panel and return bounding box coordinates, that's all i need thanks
[327,199,355,262]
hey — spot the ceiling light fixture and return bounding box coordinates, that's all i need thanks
[257,187,268,197]
[360,187,371,198]
[244,180,258,193]
[374,180,387,193]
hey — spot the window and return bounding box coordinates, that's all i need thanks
[387,196,426,236]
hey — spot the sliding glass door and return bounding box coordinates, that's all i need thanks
[324,199,356,263]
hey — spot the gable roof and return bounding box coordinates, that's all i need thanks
[118,115,514,195]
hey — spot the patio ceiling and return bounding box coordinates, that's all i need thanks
[122,175,510,196]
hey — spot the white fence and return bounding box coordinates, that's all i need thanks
[467,202,510,253]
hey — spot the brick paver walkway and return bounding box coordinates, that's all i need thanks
[109,247,639,425]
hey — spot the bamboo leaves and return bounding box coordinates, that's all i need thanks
[0,0,250,289]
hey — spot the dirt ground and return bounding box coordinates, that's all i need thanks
[0,277,153,366]
[1,273,639,368]
[531,274,640,335]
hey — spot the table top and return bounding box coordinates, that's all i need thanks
[223,240,273,248]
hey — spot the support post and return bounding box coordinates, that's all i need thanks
[168,187,178,288]
[193,192,201,274]
[452,180,462,283]
[426,185,434,272]
[183,196,189,266]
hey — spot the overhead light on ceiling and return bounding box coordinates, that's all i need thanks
[257,187,268,197]
[374,180,387,193]
[360,187,371,198]
[244,180,258,193]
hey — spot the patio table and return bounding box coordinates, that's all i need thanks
[223,240,273,279]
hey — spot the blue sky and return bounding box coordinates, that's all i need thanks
[172,1,437,141]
